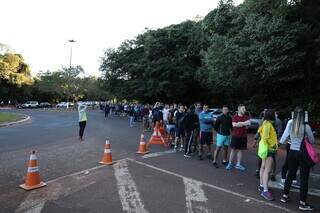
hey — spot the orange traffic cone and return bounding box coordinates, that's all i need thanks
[136,132,150,154]
[99,140,114,165]
[19,151,47,190]
[147,122,166,147]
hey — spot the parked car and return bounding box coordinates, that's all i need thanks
[246,111,262,130]
[56,102,74,108]
[39,102,52,108]
[21,101,39,108]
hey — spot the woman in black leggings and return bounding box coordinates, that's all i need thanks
[279,107,315,211]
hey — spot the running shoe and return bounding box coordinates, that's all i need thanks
[261,191,274,201]
[299,202,314,211]
[235,164,246,171]
[184,154,191,158]
[280,194,289,203]
[258,186,263,192]
[226,163,233,170]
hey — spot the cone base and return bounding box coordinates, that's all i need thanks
[19,182,47,191]
[99,161,115,165]
[136,151,150,155]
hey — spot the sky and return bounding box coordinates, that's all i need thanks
[0,0,243,77]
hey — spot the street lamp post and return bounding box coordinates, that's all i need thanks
[67,39,76,109]
[68,39,76,68]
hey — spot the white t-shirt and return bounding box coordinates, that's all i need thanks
[163,108,170,121]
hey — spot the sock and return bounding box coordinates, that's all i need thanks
[281,178,285,183]
[263,187,268,192]
[293,180,297,184]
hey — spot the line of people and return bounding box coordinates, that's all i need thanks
[98,101,317,211]
[146,103,316,212]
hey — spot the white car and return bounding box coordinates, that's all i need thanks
[21,101,39,108]
[56,102,74,108]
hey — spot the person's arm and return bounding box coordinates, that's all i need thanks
[242,117,251,127]
[214,117,220,131]
[279,120,291,144]
[232,122,243,127]
[305,124,315,144]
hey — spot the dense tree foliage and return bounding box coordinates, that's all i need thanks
[100,0,320,116]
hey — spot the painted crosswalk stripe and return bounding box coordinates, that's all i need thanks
[184,178,212,213]
[113,160,149,213]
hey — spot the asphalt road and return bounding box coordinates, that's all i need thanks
[0,109,319,213]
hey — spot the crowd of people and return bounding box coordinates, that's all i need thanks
[95,102,317,211]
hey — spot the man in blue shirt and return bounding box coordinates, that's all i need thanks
[198,105,214,160]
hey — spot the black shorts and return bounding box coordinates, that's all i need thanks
[267,151,276,159]
[200,131,213,145]
[230,136,247,150]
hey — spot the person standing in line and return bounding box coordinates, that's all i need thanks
[198,105,214,160]
[162,104,170,125]
[279,107,315,211]
[183,105,199,158]
[174,105,186,152]
[128,106,135,127]
[78,103,88,142]
[212,106,232,168]
[193,103,202,153]
[226,104,250,171]
[258,109,278,201]
[104,103,110,118]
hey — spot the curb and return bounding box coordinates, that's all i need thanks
[0,114,31,127]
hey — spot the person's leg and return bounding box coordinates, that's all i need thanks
[213,147,221,163]
[270,156,276,181]
[185,130,193,155]
[79,121,86,140]
[184,130,191,155]
[299,159,311,203]
[198,132,204,159]
[223,146,228,162]
[227,148,235,169]
[262,157,273,192]
[236,150,242,165]
[283,151,299,197]
[260,158,266,189]
[79,122,82,139]
[213,134,222,164]
[256,157,262,178]
[174,128,180,151]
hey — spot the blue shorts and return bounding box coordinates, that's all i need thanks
[216,133,231,147]
[166,124,175,134]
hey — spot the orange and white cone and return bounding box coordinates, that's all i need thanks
[136,132,150,155]
[19,151,47,190]
[99,140,114,165]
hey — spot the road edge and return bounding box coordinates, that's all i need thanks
[0,114,31,127]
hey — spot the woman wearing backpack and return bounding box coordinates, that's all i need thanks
[258,109,278,201]
[279,106,315,211]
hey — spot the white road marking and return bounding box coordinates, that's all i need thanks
[142,150,175,159]
[127,158,292,213]
[16,158,128,213]
[183,178,212,213]
[113,160,149,213]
